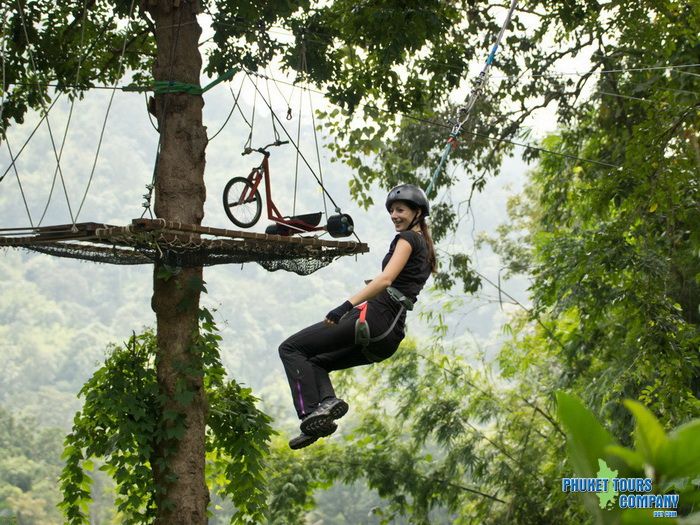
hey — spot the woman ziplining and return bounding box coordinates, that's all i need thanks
[278,184,437,449]
[276,0,519,450]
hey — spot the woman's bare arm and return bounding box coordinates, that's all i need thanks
[348,238,413,306]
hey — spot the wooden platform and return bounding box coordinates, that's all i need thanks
[0,219,369,275]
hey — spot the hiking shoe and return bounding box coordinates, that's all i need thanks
[289,422,337,450]
[300,410,335,437]
[319,397,349,421]
[288,433,318,450]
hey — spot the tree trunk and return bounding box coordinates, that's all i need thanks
[144,1,208,523]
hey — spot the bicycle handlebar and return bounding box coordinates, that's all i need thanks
[241,140,289,156]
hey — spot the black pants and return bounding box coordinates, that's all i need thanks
[278,306,404,419]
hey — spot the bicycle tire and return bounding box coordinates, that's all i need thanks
[223,176,262,228]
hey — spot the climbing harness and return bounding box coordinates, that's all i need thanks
[426,0,518,196]
[354,287,414,361]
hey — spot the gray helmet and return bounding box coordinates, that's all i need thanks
[385,184,430,217]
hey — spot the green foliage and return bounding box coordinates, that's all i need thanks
[207,381,275,522]
[0,408,64,524]
[4,1,700,523]
[267,338,586,525]
[58,310,274,524]
[557,392,700,524]
[1,0,154,132]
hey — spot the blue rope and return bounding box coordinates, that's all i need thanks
[425,0,518,196]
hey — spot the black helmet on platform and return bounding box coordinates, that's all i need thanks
[385,184,430,217]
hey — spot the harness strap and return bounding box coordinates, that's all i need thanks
[354,286,414,357]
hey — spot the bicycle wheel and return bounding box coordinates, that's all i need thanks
[223,176,262,228]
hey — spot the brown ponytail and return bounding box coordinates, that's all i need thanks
[419,218,437,274]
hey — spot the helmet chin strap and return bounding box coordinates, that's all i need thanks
[407,210,421,231]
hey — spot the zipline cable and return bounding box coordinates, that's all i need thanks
[427,0,518,196]
[199,12,697,90]
[253,70,620,170]
[10,62,700,95]
[10,71,700,103]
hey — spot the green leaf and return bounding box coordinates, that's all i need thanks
[556,391,616,476]
[605,445,645,470]
[624,400,667,465]
[657,419,700,480]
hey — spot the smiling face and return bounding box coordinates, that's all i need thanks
[389,200,421,232]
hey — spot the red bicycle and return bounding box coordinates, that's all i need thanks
[222,140,354,237]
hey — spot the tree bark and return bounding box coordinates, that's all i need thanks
[144,1,208,523]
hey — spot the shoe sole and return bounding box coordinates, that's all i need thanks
[300,413,335,437]
[327,399,349,420]
[289,434,318,450]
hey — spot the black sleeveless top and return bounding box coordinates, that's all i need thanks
[366,230,431,334]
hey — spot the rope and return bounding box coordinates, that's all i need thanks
[268,65,294,120]
[0,6,7,136]
[146,68,236,95]
[231,74,253,129]
[264,74,281,143]
[242,75,258,152]
[120,67,237,95]
[42,0,90,226]
[2,9,34,228]
[0,96,62,184]
[145,92,159,132]
[426,0,518,196]
[293,83,303,216]
[74,0,137,223]
[308,87,328,219]
[4,140,34,226]
[0,12,113,184]
[240,70,622,171]
[246,71,343,213]
[16,0,77,228]
[208,78,245,141]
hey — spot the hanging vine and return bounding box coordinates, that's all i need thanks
[58,307,274,524]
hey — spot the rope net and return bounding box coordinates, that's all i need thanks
[0,219,368,276]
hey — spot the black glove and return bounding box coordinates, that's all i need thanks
[325,300,353,324]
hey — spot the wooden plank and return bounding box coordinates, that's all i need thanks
[130,218,368,251]
[1,220,369,257]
